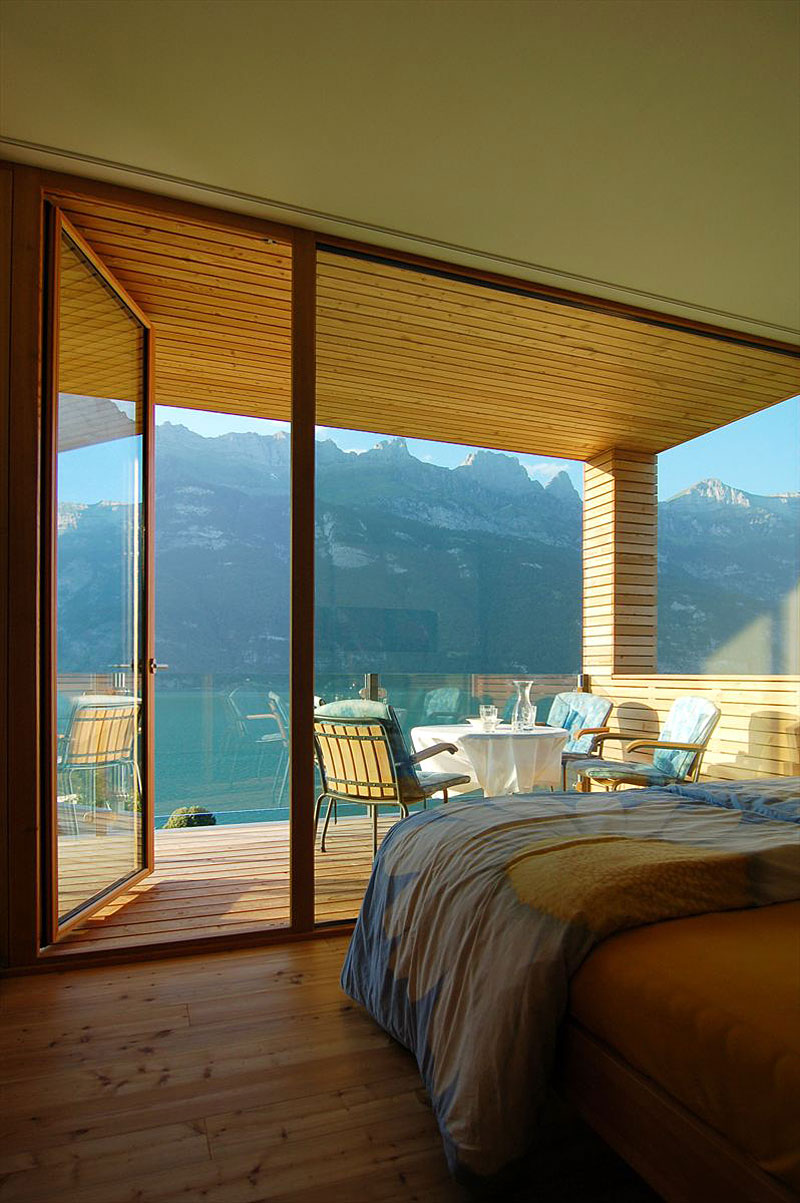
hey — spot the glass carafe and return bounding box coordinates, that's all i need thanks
[511,680,535,731]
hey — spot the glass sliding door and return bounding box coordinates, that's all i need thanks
[47,212,152,937]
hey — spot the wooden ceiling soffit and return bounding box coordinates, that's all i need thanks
[316,251,800,460]
[56,196,799,457]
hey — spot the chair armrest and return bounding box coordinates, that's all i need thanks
[590,732,632,753]
[626,740,706,755]
[574,726,610,740]
[410,742,458,764]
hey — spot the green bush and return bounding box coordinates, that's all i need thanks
[164,805,217,829]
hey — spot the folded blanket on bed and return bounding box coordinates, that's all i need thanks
[341,789,800,1180]
[664,776,800,823]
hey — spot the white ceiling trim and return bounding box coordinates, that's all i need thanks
[3,134,799,346]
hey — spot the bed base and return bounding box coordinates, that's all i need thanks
[559,1020,796,1203]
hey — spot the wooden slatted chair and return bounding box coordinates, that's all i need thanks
[57,696,141,821]
[314,700,471,856]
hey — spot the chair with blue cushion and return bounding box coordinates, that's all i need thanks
[572,696,721,791]
[545,691,613,789]
[314,699,471,855]
[420,687,468,725]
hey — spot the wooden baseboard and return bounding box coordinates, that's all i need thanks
[559,1021,796,1203]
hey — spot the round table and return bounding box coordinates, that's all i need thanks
[410,722,570,795]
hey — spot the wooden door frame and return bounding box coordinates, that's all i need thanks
[41,208,156,943]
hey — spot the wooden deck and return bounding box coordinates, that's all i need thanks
[57,817,393,955]
[0,936,657,1202]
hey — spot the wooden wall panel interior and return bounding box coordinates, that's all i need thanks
[315,252,800,461]
[583,450,657,675]
[589,675,800,780]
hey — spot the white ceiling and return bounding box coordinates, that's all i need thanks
[1,0,798,341]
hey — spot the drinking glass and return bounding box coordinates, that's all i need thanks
[480,704,498,732]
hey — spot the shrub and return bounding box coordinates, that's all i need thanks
[164,805,217,829]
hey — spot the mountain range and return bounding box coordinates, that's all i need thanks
[56,424,799,679]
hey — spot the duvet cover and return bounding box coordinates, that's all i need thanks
[341,784,800,1179]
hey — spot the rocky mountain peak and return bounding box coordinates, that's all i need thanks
[457,449,533,495]
[544,470,580,503]
[365,437,412,463]
[671,477,752,507]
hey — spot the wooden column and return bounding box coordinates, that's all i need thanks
[583,449,657,675]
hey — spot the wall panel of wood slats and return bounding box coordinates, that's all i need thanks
[589,675,800,780]
[583,449,657,674]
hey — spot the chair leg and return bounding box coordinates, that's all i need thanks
[278,749,290,803]
[320,795,336,853]
[313,793,325,839]
[372,806,378,858]
[442,789,449,804]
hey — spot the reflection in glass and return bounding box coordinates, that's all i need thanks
[55,231,145,923]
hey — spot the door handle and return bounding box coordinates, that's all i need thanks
[148,659,169,674]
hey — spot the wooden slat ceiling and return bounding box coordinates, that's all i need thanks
[316,253,800,459]
[59,230,143,408]
[61,197,799,460]
[61,198,293,422]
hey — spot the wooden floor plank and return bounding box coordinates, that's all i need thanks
[0,938,657,1201]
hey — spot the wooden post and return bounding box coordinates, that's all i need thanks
[289,229,316,933]
[583,449,657,676]
[6,166,44,965]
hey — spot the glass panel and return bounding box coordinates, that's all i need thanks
[153,407,291,930]
[657,396,800,674]
[55,231,145,924]
[313,422,582,921]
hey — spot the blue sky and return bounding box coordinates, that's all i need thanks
[59,395,798,504]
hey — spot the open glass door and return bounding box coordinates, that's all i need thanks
[45,210,153,941]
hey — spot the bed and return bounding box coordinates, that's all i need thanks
[340,779,800,1199]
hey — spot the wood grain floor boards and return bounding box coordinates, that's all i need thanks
[0,937,659,1201]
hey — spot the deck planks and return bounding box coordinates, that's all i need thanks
[56,817,391,954]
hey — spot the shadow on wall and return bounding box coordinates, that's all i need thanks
[742,710,800,777]
[610,703,660,762]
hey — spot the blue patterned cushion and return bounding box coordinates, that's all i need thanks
[423,687,466,721]
[664,778,800,824]
[546,692,612,754]
[653,697,720,778]
[570,757,679,786]
[315,699,421,798]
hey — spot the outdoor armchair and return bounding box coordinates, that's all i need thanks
[572,696,721,790]
[546,690,613,788]
[314,699,471,855]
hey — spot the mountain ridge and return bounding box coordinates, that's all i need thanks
[56,424,798,677]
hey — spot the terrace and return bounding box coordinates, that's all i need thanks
[5,167,799,967]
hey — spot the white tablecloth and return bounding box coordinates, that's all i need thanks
[410,723,570,795]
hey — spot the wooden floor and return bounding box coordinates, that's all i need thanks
[57,818,391,954]
[0,937,659,1202]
